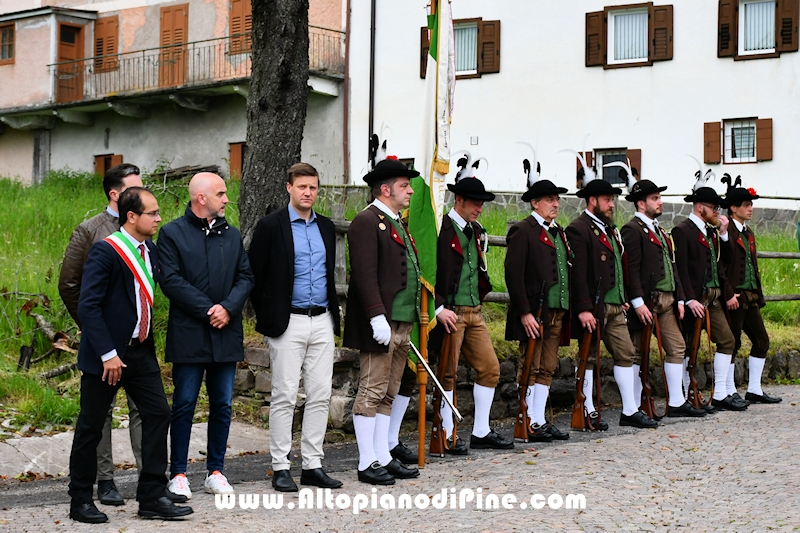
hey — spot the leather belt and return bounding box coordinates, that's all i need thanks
[127,337,145,347]
[290,306,328,317]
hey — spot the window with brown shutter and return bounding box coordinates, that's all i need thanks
[586,3,673,68]
[94,154,123,177]
[159,4,189,87]
[478,20,500,74]
[230,0,252,53]
[755,118,773,161]
[585,11,605,66]
[420,18,500,79]
[229,142,246,180]
[777,0,799,52]
[719,0,799,59]
[704,122,722,164]
[94,16,119,72]
[420,26,430,79]
[716,118,772,163]
[649,5,673,61]
[718,0,737,57]
[0,23,14,65]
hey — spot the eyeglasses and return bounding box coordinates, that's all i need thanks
[135,210,161,218]
[700,203,720,213]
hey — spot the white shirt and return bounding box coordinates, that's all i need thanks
[689,212,728,241]
[732,218,747,233]
[584,209,608,235]
[531,210,557,230]
[370,198,401,221]
[448,208,467,230]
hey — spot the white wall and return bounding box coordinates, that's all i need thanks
[348,0,800,209]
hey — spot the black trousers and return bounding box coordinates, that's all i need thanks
[728,291,770,359]
[68,342,170,504]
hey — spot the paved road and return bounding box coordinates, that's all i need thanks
[0,385,797,532]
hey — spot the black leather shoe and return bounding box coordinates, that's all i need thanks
[620,410,658,429]
[711,395,748,411]
[527,423,554,443]
[164,488,188,503]
[357,461,395,485]
[272,469,298,492]
[587,411,609,431]
[470,429,514,450]
[745,391,783,404]
[543,422,570,440]
[97,479,124,506]
[667,401,707,418]
[137,496,193,519]
[390,441,418,464]
[301,468,343,489]
[70,502,108,524]
[731,392,750,407]
[382,458,420,479]
[702,403,718,414]
[445,436,469,455]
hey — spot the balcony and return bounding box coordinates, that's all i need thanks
[47,26,344,104]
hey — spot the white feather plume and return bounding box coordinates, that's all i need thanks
[603,158,637,193]
[687,155,716,192]
[516,141,540,189]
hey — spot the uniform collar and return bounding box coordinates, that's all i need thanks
[635,211,658,230]
[447,208,467,231]
[688,212,707,233]
[370,199,401,221]
[733,218,746,232]
[531,210,556,229]
[584,209,608,234]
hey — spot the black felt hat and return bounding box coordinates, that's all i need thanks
[625,179,668,202]
[575,179,622,199]
[363,159,420,185]
[521,179,568,202]
[726,187,759,206]
[447,177,496,202]
[684,186,728,208]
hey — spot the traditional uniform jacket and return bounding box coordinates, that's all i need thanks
[725,223,766,308]
[434,214,491,309]
[343,205,419,353]
[565,212,627,339]
[621,216,684,331]
[504,215,572,343]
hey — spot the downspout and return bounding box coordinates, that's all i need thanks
[342,0,352,188]
[368,0,376,165]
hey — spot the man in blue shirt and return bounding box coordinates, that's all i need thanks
[249,163,342,492]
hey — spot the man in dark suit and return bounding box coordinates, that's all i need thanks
[343,158,422,485]
[566,179,657,430]
[672,187,744,411]
[723,185,781,404]
[68,187,192,523]
[505,178,572,442]
[433,176,513,452]
[248,163,343,492]
[621,180,705,418]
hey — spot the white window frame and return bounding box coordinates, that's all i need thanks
[723,119,757,163]
[607,7,649,66]
[454,21,479,75]
[738,0,776,56]
[595,149,629,185]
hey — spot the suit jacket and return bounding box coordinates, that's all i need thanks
[504,215,571,343]
[248,205,341,338]
[343,205,418,353]
[76,238,159,376]
[59,209,119,328]
[725,223,766,307]
[621,217,684,331]
[434,215,491,309]
[565,212,627,338]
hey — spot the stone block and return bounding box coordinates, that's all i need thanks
[549,378,575,407]
[499,361,516,383]
[556,357,574,379]
[769,349,788,379]
[254,371,272,393]
[734,357,747,387]
[786,350,800,380]
[245,346,270,368]
[233,368,255,392]
[334,347,358,364]
[498,382,518,400]
[649,364,666,398]
[328,395,354,432]
[599,376,621,407]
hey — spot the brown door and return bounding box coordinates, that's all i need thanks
[56,23,84,102]
[159,4,189,87]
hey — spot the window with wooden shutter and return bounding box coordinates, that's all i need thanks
[755,118,773,161]
[0,23,14,65]
[230,0,252,53]
[94,16,118,72]
[720,0,798,59]
[718,0,738,57]
[420,26,430,79]
[586,11,605,66]
[229,142,246,180]
[587,3,674,68]
[776,0,799,52]
[704,122,722,164]
[94,154,123,177]
[159,4,189,88]
[650,5,673,61]
[478,20,500,74]
[421,18,500,79]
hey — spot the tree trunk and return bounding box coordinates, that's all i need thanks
[239,0,310,245]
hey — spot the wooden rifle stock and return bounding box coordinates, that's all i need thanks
[514,281,547,442]
[687,270,710,408]
[639,274,663,420]
[572,278,602,430]
[429,331,457,457]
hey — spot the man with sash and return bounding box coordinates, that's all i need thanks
[433,176,513,452]
[566,179,658,429]
[723,185,781,404]
[343,159,422,485]
[59,163,144,506]
[68,187,192,523]
[672,187,744,411]
[505,178,572,441]
[621,180,705,417]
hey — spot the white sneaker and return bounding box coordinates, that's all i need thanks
[167,474,192,500]
[204,470,234,494]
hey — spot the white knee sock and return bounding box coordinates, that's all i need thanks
[388,394,410,450]
[440,390,455,438]
[471,384,495,438]
[580,368,596,414]
[353,414,377,470]
[632,364,643,409]
[748,356,766,395]
[665,362,687,407]
[614,365,638,416]
[682,358,690,398]
[712,353,732,401]
[374,413,393,467]
[525,385,536,421]
[532,383,550,426]
[727,362,737,396]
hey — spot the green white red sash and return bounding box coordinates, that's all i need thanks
[104,231,155,306]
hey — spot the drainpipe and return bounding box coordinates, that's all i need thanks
[342,0,352,187]
[368,0,376,165]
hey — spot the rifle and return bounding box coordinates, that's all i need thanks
[409,341,463,422]
[429,331,458,457]
[571,278,602,430]
[639,274,663,420]
[686,270,711,408]
[514,281,547,442]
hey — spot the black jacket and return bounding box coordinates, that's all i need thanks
[157,203,254,363]
[248,205,341,338]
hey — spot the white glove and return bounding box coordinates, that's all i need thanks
[370,315,392,346]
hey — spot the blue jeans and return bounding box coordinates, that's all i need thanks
[169,362,236,475]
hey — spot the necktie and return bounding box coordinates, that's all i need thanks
[138,244,149,342]
[742,226,749,238]
[548,223,558,238]
[463,223,474,241]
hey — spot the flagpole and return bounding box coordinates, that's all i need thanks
[417,287,429,469]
